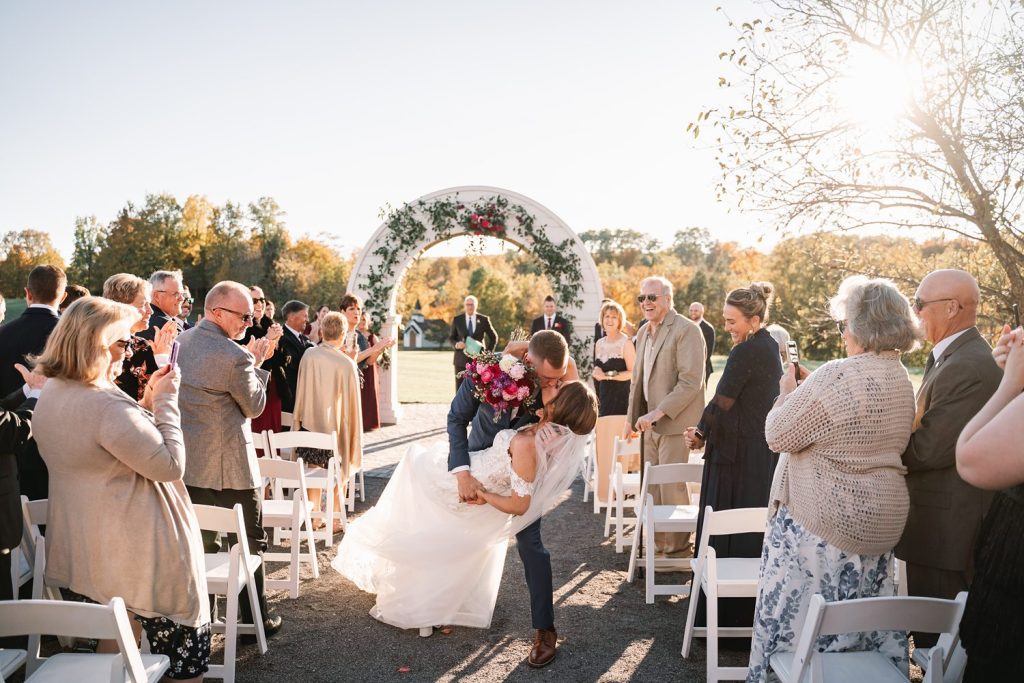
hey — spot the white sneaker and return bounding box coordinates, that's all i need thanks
[419,627,433,638]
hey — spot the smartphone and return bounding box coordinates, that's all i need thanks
[168,340,180,371]
[1014,303,1021,330]
[786,340,800,381]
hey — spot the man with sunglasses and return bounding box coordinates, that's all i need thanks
[175,281,284,640]
[625,276,706,559]
[178,286,194,330]
[896,269,1002,645]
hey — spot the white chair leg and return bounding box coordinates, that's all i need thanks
[289,503,301,599]
[706,584,719,683]
[359,469,365,503]
[223,576,239,683]
[614,480,626,553]
[645,512,656,604]
[682,567,702,658]
[244,563,268,655]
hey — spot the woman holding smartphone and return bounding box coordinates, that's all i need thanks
[684,282,781,630]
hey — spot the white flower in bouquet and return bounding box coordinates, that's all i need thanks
[499,355,517,372]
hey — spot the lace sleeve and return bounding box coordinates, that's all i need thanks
[510,468,536,497]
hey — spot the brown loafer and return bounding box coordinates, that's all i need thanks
[528,628,558,668]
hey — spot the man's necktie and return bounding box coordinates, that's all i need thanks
[468,318,474,336]
[546,317,552,330]
[924,352,936,380]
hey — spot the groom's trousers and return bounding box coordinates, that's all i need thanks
[516,518,554,630]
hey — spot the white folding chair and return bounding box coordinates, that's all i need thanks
[0,645,27,681]
[604,436,643,552]
[259,456,320,599]
[0,597,170,682]
[588,415,628,513]
[265,430,347,544]
[681,506,768,682]
[192,503,267,683]
[769,592,968,683]
[894,557,908,597]
[279,411,293,429]
[12,496,48,600]
[911,591,968,683]
[626,461,704,603]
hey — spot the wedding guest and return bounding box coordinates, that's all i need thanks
[531,295,573,343]
[102,273,177,405]
[32,297,211,681]
[0,365,44,602]
[178,281,282,639]
[625,276,706,558]
[592,298,612,357]
[0,294,6,323]
[450,295,497,391]
[0,264,66,502]
[140,270,186,340]
[342,293,394,431]
[292,312,362,531]
[58,284,89,314]
[688,302,716,383]
[765,324,791,368]
[746,276,919,682]
[242,286,285,439]
[955,323,1024,682]
[896,269,1001,646]
[307,305,331,344]
[265,300,276,321]
[591,300,634,416]
[179,286,194,329]
[686,283,781,630]
[279,300,314,414]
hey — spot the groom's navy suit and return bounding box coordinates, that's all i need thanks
[447,377,553,631]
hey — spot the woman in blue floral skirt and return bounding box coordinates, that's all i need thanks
[746,276,920,682]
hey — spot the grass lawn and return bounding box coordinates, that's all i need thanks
[397,350,925,404]
[4,298,27,322]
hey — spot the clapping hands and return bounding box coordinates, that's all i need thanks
[246,337,272,366]
[151,319,179,355]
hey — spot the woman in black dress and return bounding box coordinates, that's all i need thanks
[685,282,782,628]
[955,325,1024,681]
[591,300,635,416]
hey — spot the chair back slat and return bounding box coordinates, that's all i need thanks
[267,429,337,453]
[193,503,246,536]
[817,595,964,636]
[22,497,48,526]
[704,507,769,537]
[642,462,704,487]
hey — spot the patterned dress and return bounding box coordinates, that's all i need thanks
[745,506,907,682]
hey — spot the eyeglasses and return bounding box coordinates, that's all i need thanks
[182,297,194,305]
[214,307,255,324]
[110,338,133,352]
[636,294,665,304]
[154,290,186,300]
[836,320,846,335]
[912,297,957,312]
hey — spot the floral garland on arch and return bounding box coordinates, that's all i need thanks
[361,193,591,374]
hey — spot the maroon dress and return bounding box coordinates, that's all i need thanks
[358,331,381,432]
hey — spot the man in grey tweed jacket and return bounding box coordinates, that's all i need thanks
[178,281,282,637]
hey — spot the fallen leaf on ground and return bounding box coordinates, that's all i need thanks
[398,665,411,673]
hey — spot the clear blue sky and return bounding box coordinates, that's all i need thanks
[0,0,760,260]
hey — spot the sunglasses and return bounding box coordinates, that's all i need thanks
[636,294,664,304]
[214,307,255,324]
[912,297,956,312]
[252,297,267,304]
[183,297,194,305]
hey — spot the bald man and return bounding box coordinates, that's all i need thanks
[896,269,1002,646]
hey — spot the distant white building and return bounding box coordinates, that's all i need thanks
[402,300,449,349]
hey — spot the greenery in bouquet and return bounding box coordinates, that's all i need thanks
[458,350,537,422]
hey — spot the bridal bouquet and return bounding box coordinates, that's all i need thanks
[460,350,537,422]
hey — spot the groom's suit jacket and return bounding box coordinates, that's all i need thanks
[447,364,540,472]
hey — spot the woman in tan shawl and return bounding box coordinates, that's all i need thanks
[293,311,363,531]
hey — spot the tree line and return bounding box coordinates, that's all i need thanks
[0,198,1013,362]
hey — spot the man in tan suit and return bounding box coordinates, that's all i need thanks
[626,276,706,557]
[178,281,283,638]
[896,269,1002,647]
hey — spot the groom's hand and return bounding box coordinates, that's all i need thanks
[456,471,486,504]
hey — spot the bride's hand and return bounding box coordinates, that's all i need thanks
[455,471,486,505]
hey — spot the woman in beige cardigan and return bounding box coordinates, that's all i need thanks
[746,277,920,682]
[292,311,363,532]
[33,296,210,682]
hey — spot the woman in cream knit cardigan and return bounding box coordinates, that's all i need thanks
[746,276,920,682]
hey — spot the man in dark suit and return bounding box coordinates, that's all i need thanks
[139,270,185,342]
[531,295,573,343]
[450,295,497,391]
[278,300,314,412]
[689,302,716,383]
[0,265,66,503]
[896,270,1002,647]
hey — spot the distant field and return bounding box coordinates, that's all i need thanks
[397,350,925,404]
[4,298,27,322]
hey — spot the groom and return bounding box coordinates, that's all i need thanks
[447,330,578,668]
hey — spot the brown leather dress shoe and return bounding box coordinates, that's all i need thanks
[528,628,558,668]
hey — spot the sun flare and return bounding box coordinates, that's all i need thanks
[838,45,915,129]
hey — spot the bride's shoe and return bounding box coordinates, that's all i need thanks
[419,627,433,638]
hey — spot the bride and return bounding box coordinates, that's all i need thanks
[333,381,598,633]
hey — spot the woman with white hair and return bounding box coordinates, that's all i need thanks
[746,276,920,682]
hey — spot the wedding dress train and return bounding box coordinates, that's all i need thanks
[333,429,530,630]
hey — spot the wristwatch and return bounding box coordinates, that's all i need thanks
[606,370,619,378]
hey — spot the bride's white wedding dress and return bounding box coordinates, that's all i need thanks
[332,429,535,630]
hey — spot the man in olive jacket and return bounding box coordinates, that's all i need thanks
[897,270,1002,647]
[626,276,706,557]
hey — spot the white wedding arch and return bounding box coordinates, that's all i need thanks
[347,185,603,424]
